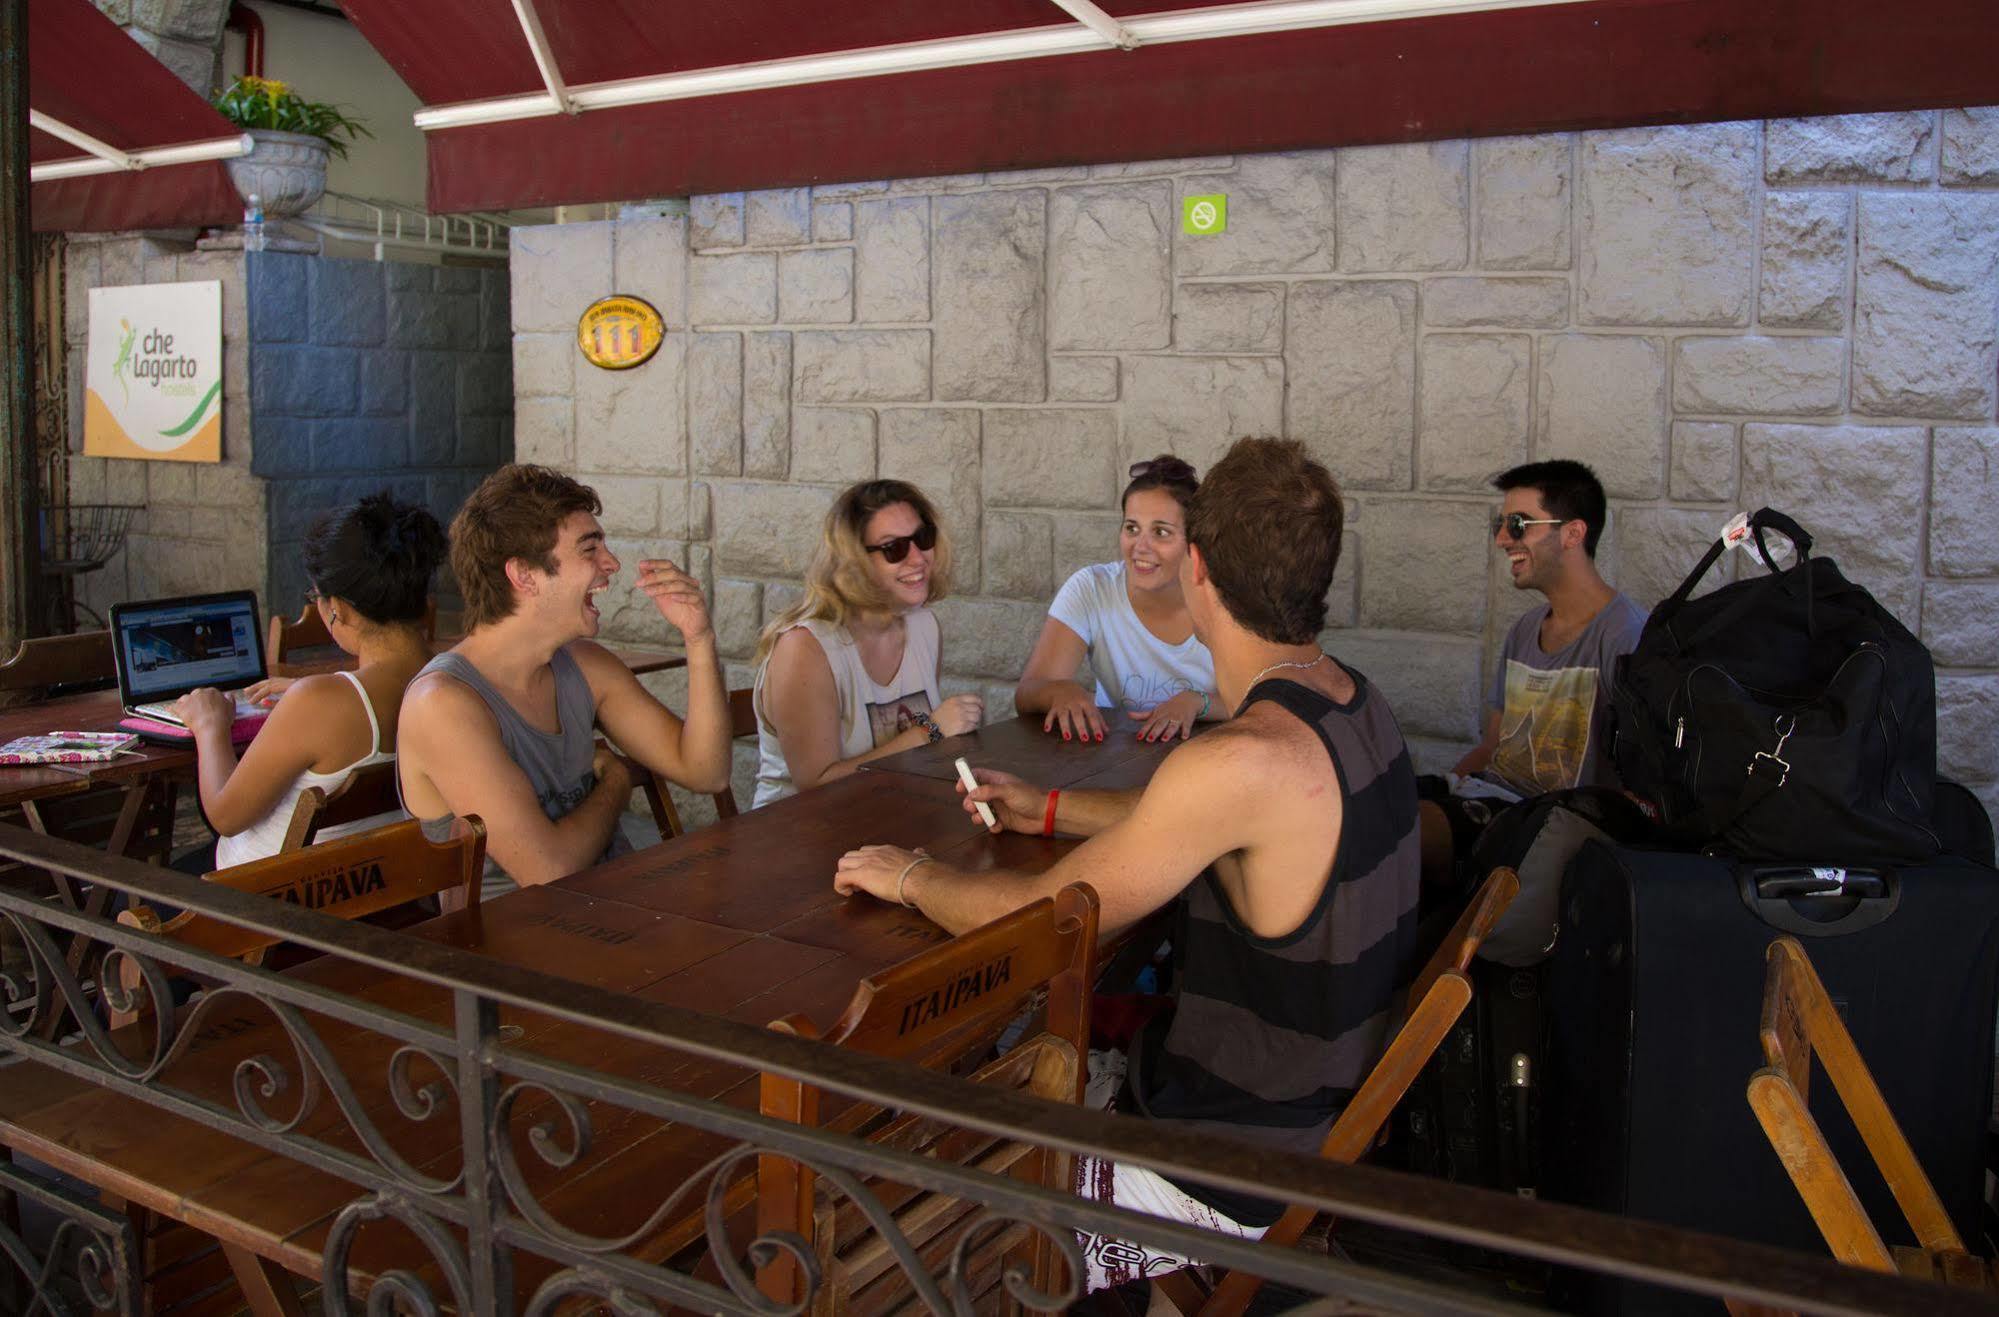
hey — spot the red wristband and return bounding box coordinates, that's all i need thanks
[1042,789,1060,838]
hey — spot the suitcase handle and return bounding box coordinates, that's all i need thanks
[1735,863,1899,936]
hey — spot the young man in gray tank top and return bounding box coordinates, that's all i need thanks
[398,466,733,891]
[833,438,1422,1293]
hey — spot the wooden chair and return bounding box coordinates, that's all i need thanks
[267,596,437,662]
[1153,865,1521,1317]
[277,759,402,854]
[0,629,117,697]
[756,883,1100,1315]
[116,815,484,993]
[1745,935,1991,1291]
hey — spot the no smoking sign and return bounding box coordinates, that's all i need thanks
[1182,194,1228,235]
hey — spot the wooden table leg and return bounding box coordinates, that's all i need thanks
[222,1242,308,1317]
[33,782,153,1040]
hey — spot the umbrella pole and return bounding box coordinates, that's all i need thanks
[0,0,39,657]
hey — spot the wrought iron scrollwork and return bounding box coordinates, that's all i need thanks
[322,1190,474,1317]
[0,1157,138,1317]
[493,1106,1081,1317]
[948,1211,1084,1315]
[522,1267,662,1317]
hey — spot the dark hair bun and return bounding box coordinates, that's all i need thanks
[301,491,445,626]
[1122,452,1201,510]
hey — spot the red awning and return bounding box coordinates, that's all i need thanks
[334,0,1999,216]
[30,0,249,233]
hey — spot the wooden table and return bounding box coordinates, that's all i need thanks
[0,688,194,855]
[0,730,1168,1309]
[864,711,1186,789]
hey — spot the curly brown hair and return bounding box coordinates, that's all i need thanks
[449,465,603,629]
[1185,438,1344,645]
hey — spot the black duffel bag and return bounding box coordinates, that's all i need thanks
[1610,508,1940,863]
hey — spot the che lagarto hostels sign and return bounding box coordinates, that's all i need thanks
[85,281,224,464]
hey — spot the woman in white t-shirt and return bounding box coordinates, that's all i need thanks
[752,480,984,806]
[1014,455,1220,742]
[175,493,443,869]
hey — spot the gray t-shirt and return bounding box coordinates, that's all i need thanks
[1481,592,1648,795]
[415,645,629,896]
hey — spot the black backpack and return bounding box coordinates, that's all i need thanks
[1609,508,1940,864]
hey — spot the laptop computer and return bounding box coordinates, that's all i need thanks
[109,590,269,732]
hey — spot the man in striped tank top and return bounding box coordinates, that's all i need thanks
[837,438,1422,1294]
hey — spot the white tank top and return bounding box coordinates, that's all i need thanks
[215,669,404,869]
[752,609,941,807]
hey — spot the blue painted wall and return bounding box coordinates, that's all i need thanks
[246,252,513,615]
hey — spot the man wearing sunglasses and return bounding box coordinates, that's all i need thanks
[1417,459,1647,889]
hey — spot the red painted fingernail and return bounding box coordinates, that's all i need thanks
[1063,731,1072,741]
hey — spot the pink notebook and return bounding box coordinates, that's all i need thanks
[118,713,267,745]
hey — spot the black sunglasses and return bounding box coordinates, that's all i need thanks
[866,523,937,564]
[1490,512,1567,541]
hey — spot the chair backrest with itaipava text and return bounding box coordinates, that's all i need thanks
[119,815,484,967]
[756,883,1099,1316]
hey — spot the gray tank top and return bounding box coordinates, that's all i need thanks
[414,647,629,888]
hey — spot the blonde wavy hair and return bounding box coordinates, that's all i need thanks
[753,480,954,667]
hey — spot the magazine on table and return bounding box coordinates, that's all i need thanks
[0,732,142,765]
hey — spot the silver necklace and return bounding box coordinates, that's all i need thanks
[1245,651,1328,692]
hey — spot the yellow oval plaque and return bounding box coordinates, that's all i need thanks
[577,295,665,370]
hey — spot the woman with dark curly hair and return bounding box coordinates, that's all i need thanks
[175,491,444,867]
[1013,455,1222,743]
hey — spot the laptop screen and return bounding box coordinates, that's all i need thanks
[112,593,266,704]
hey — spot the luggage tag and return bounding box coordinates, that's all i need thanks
[1718,512,1794,565]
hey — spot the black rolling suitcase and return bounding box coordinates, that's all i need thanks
[1544,840,1999,1314]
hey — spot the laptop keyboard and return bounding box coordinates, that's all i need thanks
[133,698,262,724]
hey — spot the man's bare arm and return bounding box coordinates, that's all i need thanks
[400,675,631,886]
[959,775,1141,840]
[1453,709,1502,775]
[841,733,1257,940]
[579,637,733,794]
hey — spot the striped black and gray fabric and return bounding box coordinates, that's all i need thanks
[1128,667,1421,1224]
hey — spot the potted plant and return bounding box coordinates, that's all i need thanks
[211,76,371,217]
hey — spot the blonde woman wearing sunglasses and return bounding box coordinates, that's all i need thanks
[751,480,983,805]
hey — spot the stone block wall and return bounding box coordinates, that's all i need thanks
[64,235,268,622]
[248,253,513,614]
[94,0,228,95]
[512,109,1999,826]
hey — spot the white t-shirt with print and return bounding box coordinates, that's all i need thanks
[1047,562,1215,714]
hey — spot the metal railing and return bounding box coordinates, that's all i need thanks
[0,821,1979,1315]
[296,191,510,263]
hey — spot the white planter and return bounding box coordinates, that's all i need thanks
[225,129,330,218]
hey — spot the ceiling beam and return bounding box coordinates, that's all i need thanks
[29,114,252,182]
[414,0,1598,131]
[28,108,136,171]
[507,0,575,114]
[1047,0,1140,50]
